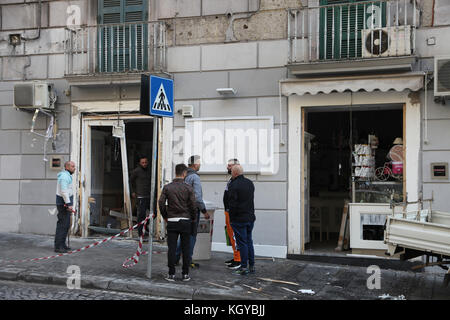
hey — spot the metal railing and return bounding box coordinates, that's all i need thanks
[64,21,167,75]
[288,0,417,63]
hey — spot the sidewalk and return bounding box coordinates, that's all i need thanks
[0,232,448,300]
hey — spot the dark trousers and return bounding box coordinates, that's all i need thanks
[137,197,150,236]
[167,220,191,276]
[54,205,71,249]
[230,221,255,269]
[176,210,200,264]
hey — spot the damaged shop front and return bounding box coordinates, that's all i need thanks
[69,83,173,239]
[282,72,424,257]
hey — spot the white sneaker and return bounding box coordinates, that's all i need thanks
[182,274,191,282]
[165,274,175,282]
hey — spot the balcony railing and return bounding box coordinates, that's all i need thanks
[288,0,417,64]
[64,21,167,76]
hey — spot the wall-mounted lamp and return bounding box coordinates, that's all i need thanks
[216,88,236,95]
[9,34,21,46]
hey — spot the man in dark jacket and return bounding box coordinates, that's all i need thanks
[226,165,256,276]
[129,156,151,237]
[158,164,197,282]
[223,158,241,269]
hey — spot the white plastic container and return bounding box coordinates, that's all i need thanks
[192,200,218,260]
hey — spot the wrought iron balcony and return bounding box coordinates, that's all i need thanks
[64,21,167,76]
[288,0,417,65]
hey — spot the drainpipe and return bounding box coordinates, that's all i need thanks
[21,0,42,41]
[278,80,286,146]
[420,70,431,203]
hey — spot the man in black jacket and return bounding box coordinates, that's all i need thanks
[223,158,241,269]
[129,156,151,237]
[226,165,256,276]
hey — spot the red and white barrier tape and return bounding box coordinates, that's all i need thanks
[122,216,150,269]
[0,215,161,268]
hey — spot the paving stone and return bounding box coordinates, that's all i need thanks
[0,232,448,300]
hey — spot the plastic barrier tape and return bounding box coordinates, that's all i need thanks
[0,215,161,269]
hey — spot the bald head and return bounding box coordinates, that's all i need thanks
[64,161,76,174]
[231,164,243,178]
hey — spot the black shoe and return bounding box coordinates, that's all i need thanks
[249,266,255,274]
[54,248,68,253]
[63,246,71,251]
[182,274,191,282]
[165,274,175,282]
[225,259,234,265]
[227,261,241,269]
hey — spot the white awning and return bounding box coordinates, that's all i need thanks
[281,73,424,96]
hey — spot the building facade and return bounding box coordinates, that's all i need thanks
[0,0,449,259]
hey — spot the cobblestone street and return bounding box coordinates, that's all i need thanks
[0,280,173,300]
[0,233,449,300]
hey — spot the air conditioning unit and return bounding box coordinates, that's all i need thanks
[362,25,412,58]
[13,81,55,110]
[434,56,450,97]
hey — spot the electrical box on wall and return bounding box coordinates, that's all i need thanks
[431,162,448,180]
[181,105,194,117]
[50,156,63,171]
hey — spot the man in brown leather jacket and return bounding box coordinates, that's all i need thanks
[158,163,197,282]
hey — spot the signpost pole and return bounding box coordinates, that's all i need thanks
[145,75,173,279]
[146,117,158,279]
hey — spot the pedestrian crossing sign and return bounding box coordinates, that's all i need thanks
[150,75,174,117]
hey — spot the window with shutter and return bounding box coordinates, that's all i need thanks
[98,0,148,72]
[319,0,386,60]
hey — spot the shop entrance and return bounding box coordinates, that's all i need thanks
[80,116,156,238]
[304,105,404,254]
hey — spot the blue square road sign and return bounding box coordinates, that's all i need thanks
[150,75,174,117]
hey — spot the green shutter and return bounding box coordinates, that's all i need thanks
[98,0,148,72]
[319,0,386,60]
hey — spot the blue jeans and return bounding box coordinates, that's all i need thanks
[176,210,200,264]
[230,221,255,269]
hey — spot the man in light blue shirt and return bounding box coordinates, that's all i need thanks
[54,161,76,253]
[176,155,209,268]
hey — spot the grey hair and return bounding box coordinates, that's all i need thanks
[188,155,201,166]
